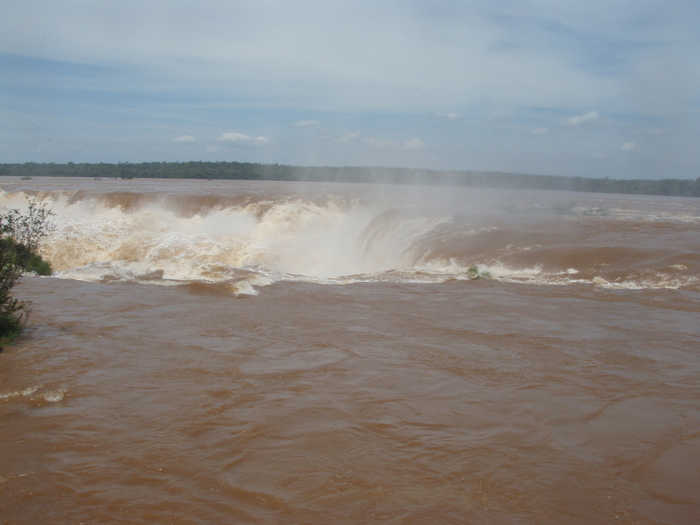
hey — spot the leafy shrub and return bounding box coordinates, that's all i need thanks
[27,254,53,276]
[0,200,54,343]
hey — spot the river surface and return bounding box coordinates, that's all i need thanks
[1,177,699,524]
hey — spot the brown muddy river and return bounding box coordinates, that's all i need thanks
[1,177,699,524]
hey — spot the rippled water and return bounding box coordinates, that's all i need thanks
[1,177,699,524]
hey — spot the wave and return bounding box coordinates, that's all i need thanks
[2,186,699,293]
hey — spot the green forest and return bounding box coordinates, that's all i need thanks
[1,161,699,198]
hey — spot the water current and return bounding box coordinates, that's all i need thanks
[1,177,699,524]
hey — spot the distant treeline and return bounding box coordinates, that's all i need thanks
[1,161,699,198]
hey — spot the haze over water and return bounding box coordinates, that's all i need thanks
[1,176,699,524]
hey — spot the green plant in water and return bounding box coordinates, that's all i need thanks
[467,266,493,280]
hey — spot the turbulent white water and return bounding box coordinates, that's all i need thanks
[41,194,461,289]
[2,177,700,293]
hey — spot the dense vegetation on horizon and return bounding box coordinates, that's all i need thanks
[1,161,699,198]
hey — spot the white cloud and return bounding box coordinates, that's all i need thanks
[361,137,391,149]
[563,111,600,126]
[337,132,360,143]
[532,127,549,135]
[220,132,270,145]
[293,120,321,127]
[403,138,425,150]
[621,142,640,152]
[433,111,462,122]
[172,135,195,142]
[205,146,218,152]
[0,1,628,114]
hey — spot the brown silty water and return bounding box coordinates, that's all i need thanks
[1,177,699,524]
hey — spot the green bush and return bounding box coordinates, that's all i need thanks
[0,200,54,343]
[27,254,53,276]
[467,266,493,280]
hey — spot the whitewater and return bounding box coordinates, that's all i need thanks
[3,177,699,292]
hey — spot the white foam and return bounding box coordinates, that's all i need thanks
[4,189,698,291]
[227,281,260,297]
[592,274,699,290]
[37,193,463,287]
[43,390,65,403]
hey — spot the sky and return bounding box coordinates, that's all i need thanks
[1,0,699,179]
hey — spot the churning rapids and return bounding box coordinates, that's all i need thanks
[1,176,699,524]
